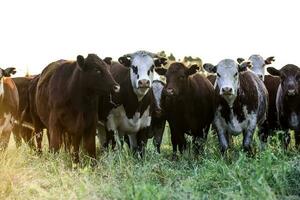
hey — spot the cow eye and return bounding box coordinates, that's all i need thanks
[296,74,300,80]
[234,72,238,77]
[179,75,185,80]
[217,73,221,77]
[95,68,102,74]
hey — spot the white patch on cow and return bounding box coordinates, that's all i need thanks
[214,106,257,136]
[0,77,4,101]
[130,51,155,101]
[289,112,299,129]
[249,55,265,80]
[0,113,14,133]
[152,74,164,110]
[106,105,151,134]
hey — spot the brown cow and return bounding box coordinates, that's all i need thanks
[35,54,120,162]
[156,62,216,156]
[0,68,19,150]
[12,76,35,149]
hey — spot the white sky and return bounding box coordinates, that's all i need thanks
[0,0,299,76]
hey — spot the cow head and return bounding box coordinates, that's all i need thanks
[156,62,199,96]
[118,51,167,101]
[76,54,120,95]
[237,55,275,81]
[0,67,16,99]
[267,64,300,97]
[204,59,251,106]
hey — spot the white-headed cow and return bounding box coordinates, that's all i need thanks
[204,59,268,154]
[99,51,167,155]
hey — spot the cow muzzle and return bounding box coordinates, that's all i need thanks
[287,89,296,96]
[165,88,175,96]
[138,79,150,89]
[221,87,233,96]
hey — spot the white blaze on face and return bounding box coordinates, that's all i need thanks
[130,52,155,101]
[216,59,239,106]
[249,55,265,80]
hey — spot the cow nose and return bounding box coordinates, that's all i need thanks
[166,88,174,96]
[113,84,120,93]
[287,89,296,96]
[258,74,263,80]
[138,79,150,88]
[222,87,233,95]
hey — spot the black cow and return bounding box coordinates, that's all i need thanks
[156,62,216,156]
[267,64,300,149]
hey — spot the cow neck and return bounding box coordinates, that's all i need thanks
[67,68,97,112]
[119,75,151,119]
[283,93,300,113]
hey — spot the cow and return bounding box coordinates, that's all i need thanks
[98,51,167,155]
[12,76,35,149]
[0,67,19,150]
[237,55,279,148]
[35,54,120,162]
[148,72,166,153]
[156,62,216,156]
[203,59,268,154]
[237,55,275,81]
[267,64,300,149]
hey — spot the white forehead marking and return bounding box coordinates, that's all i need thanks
[217,59,238,74]
[131,53,154,69]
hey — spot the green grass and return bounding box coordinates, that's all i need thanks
[0,128,300,200]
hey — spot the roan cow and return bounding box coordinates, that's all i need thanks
[204,59,268,154]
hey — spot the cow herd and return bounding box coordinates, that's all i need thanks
[0,51,300,162]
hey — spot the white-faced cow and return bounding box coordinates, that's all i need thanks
[0,67,18,150]
[204,59,268,154]
[237,55,279,148]
[35,54,120,162]
[267,64,300,149]
[156,62,216,156]
[98,51,167,154]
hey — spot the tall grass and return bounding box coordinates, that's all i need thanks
[0,130,299,200]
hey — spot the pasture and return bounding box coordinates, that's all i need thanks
[1,127,300,200]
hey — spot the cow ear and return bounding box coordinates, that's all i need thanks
[154,57,168,67]
[237,58,245,64]
[155,67,167,76]
[3,67,16,77]
[265,56,275,65]
[239,61,251,72]
[103,57,112,65]
[185,64,199,76]
[77,55,85,71]
[203,63,217,73]
[118,56,131,67]
[267,67,280,76]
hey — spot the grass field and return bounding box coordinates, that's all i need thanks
[0,127,300,200]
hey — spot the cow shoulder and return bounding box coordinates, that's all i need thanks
[3,78,19,116]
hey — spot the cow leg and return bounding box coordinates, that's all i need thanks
[177,132,186,154]
[12,126,22,148]
[48,114,63,153]
[243,128,255,154]
[192,129,206,155]
[137,129,149,158]
[82,131,96,160]
[35,129,43,153]
[153,120,166,154]
[294,130,300,149]
[217,130,228,155]
[170,126,178,156]
[24,128,36,149]
[225,132,233,148]
[128,133,138,152]
[72,134,82,163]
[281,130,290,150]
[258,122,269,150]
[0,131,11,150]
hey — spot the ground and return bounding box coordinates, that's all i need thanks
[0,127,300,200]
